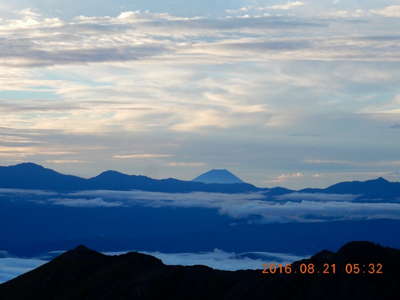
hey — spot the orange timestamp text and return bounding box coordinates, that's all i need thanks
[262,263,383,275]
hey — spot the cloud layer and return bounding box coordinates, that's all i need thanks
[109,249,306,271]
[27,189,400,223]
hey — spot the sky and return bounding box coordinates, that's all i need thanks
[0,1,400,189]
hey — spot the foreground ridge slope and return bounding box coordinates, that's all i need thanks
[1,241,399,300]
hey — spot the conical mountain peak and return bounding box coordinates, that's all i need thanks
[193,169,245,184]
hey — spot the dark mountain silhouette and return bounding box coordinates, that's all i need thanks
[193,169,244,184]
[0,241,399,300]
[0,163,258,193]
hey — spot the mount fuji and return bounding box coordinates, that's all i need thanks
[193,169,245,184]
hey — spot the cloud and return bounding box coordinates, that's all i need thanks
[304,159,356,165]
[226,2,305,15]
[0,250,10,258]
[360,94,400,115]
[49,197,123,207]
[371,6,400,18]
[66,189,400,223]
[0,45,169,68]
[275,192,358,202]
[268,2,305,10]
[167,162,206,167]
[215,39,313,52]
[71,190,264,206]
[1,5,400,189]
[133,249,306,271]
[2,186,400,223]
[0,146,76,158]
[0,8,399,141]
[268,172,304,184]
[304,159,400,167]
[323,9,368,18]
[0,102,84,113]
[112,154,173,159]
[45,160,87,164]
[0,257,46,284]
[0,10,325,69]
[0,188,56,196]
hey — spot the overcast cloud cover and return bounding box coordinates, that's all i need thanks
[0,1,400,188]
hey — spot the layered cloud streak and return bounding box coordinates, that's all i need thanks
[2,9,400,67]
[29,189,400,223]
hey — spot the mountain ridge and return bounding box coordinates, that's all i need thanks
[300,176,400,198]
[1,241,399,300]
[0,163,258,193]
[0,163,399,198]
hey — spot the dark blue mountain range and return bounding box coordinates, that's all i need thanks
[0,163,258,193]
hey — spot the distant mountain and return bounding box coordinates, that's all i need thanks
[1,242,399,300]
[193,169,245,184]
[301,177,400,198]
[0,162,86,190]
[0,163,258,193]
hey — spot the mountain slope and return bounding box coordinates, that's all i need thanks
[1,242,399,300]
[0,163,86,190]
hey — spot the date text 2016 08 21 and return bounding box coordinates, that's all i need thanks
[261,263,383,275]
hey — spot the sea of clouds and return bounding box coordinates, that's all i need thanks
[1,188,400,223]
[45,189,400,223]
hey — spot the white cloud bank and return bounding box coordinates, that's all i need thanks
[43,189,400,223]
[110,249,306,271]
[2,186,400,223]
